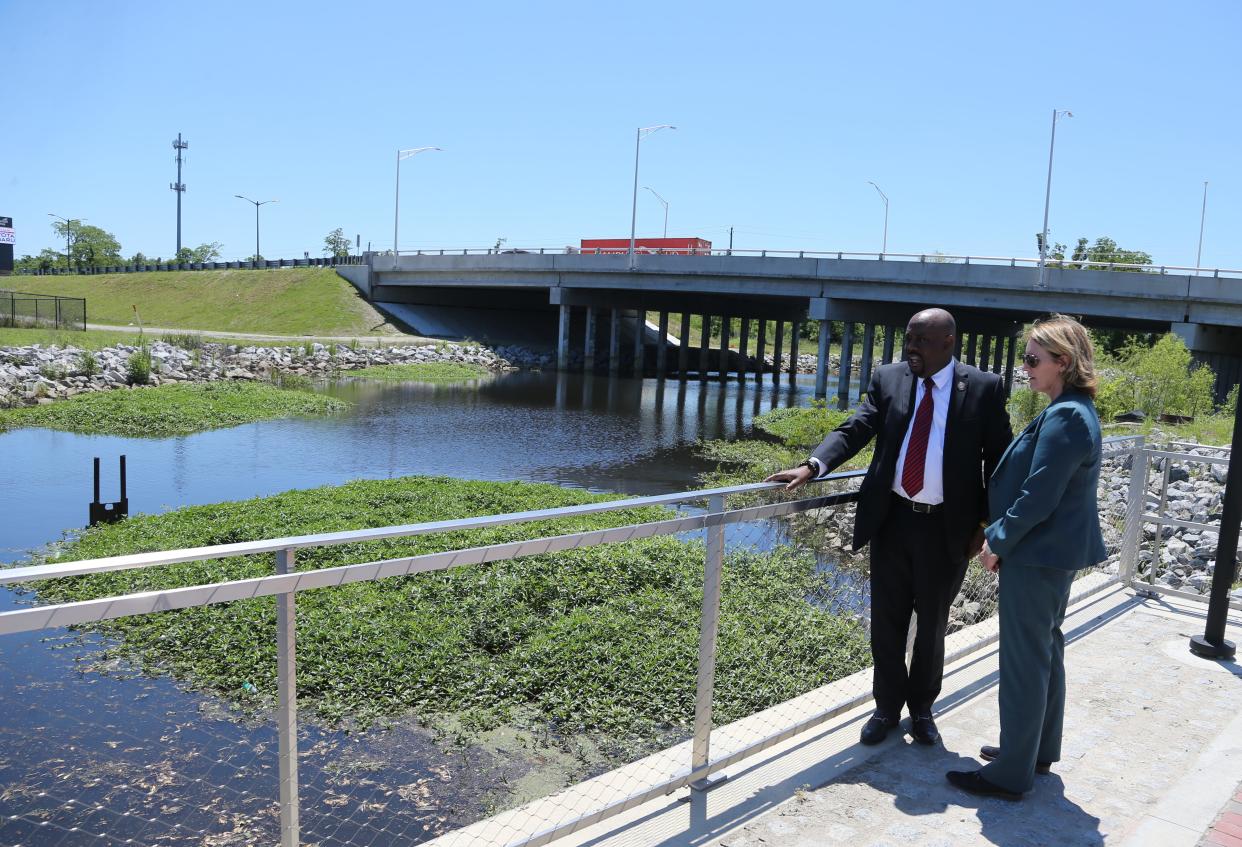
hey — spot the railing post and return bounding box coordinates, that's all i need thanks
[691,493,726,792]
[1120,438,1148,587]
[275,548,300,847]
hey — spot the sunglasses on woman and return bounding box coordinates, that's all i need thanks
[1022,352,1060,368]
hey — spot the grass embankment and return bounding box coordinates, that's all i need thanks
[9,268,398,336]
[27,477,869,737]
[350,362,490,381]
[0,327,433,350]
[0,382,347,437]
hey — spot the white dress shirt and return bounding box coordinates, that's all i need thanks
[891,358,954,504]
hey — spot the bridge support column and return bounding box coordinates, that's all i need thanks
[979,335,993,372]
[737,318,750,382]
[859,323,875,391]
[698,315,711,380]
[584,307,597,373]
[755,320,767,382]
[557,304,571,371]
[772,321,784,386]
[882,325,896,364]
[633,311,645,377]
[992,334,1005,374]
[1172,322,1242,403]
[1004,331,1017,395]
[609,309,622,375]
[815,320,830,398]
[837,322,855,411]
[953,333,963,361]
[678,313,691,378]
[788,321,800,383]
[719,316,731,382]
[657,312,669,377]
[965,333,978,369]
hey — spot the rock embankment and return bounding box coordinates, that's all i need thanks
[0,340,556,407]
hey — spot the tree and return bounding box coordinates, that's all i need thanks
[1037,233,1152,270]
[128,252,149,266]
[323,228,351,257]
[174,242,223,264]
[49,220,122,269]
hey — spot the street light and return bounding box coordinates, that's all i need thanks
[47,213,84,272]
[867,181,889,254]
[234,195,277,264]
[1037,108,1073,289]
[628,125,676,266]
[1196,181,1209,274]
[394,147,441,255]
[643,186,669,238]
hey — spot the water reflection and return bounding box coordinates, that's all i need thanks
[0,371,834,565]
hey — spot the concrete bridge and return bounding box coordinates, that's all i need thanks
[339,251,1242,407]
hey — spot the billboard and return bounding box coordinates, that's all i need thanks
[0,217,12,275]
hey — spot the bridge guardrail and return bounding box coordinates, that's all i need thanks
[388,247,1242,279]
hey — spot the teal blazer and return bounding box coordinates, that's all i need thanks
[983,390,1107,570]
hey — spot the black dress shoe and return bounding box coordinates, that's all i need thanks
[909,712,939,746]
[979,744,1052,774]
[946,769,1023,801]
[860,711,897,745]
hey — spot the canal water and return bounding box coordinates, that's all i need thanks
[0,370,858,847]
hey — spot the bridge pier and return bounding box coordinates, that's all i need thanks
[754,320,767,382]
[788,321,800,383]
[657,312,669,377]
[584,307,597,373]
[1172,322,1242,402]
[632,312,645,377]
[815,320,830,397]
[737,318,750,383]
[719,317,731,383]
[837,323,855,411]
[772,321,784,386]
[698,315,710,380]
[678,313,691,377]
[859,324,875,392]
[882,325,897,364]
[557,304,571,371]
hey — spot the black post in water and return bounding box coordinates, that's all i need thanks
[93,457,101,504]
[1190,388,1242,659]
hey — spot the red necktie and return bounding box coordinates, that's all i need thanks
[901,377,935,497]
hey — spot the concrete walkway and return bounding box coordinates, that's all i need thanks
[519,585,1242,847]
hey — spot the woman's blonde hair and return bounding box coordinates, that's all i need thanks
[1029,314,1098,398]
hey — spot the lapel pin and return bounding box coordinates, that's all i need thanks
[956,380,966,391]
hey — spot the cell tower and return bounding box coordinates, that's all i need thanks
[171,133,188,255]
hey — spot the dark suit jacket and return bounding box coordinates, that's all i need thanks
[984,389,1107,570]
[811,361,1013,559]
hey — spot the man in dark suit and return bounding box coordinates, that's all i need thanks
[766,308,1012,746]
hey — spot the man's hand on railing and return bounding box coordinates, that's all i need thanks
[764,464,816,493]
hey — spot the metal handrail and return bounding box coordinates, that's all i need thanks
[386,247,1242,278]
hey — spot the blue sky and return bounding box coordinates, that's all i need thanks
[3,0,1240,267]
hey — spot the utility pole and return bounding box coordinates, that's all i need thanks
[171,133,188,256]
[728,226,734,254]
[1195,181,1209,274]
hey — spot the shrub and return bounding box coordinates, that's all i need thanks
[1093,374,1132,423]
[162,332,203,351]
[1124,334,1216,420]
[127,346,152,385]
[78,350,99,378]
[1008,388,1048,431]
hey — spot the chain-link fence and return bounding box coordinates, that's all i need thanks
[0,290,86,331]
[0,436,1155,847]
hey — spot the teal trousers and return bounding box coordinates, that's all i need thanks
[979,562,1076,794]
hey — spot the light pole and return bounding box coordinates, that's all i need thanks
[394,147,441,255]
[628,125,676,266]
[1037,109,1073,289]
[234,195,277,264]
[47,213,84,272]
[1196,181,1209,274]
[644,186,669,238]
[867,181,889,254]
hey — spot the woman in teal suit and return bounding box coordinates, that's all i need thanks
[947,314,1107,801]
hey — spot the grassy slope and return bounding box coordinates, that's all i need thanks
[0,382,348,437]
[8,268,397,336]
